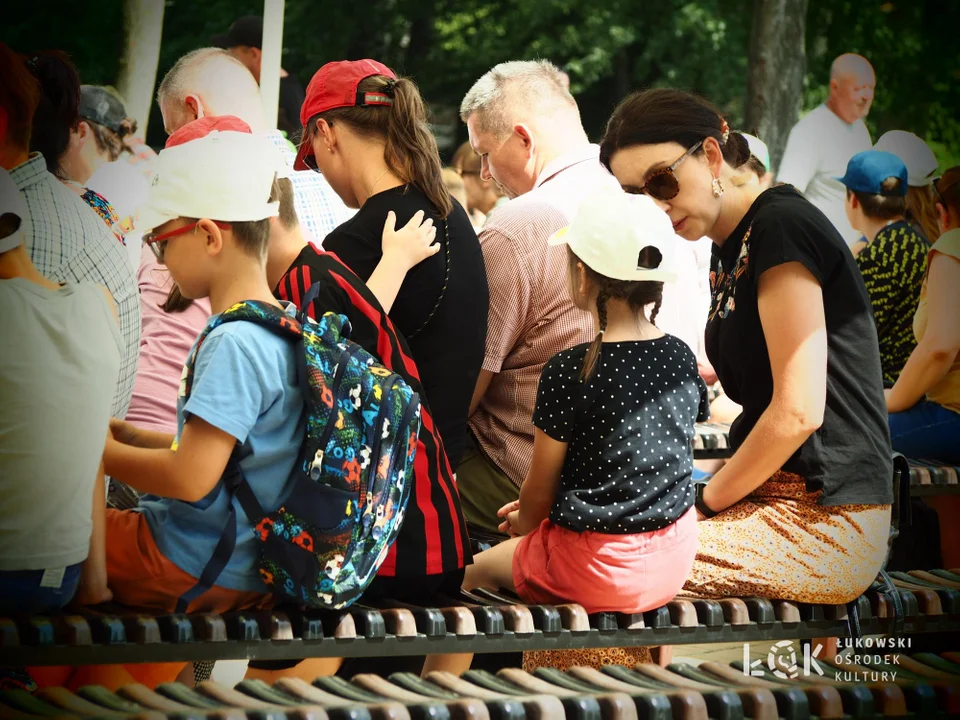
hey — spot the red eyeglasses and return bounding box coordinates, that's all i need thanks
[143,220,232,263]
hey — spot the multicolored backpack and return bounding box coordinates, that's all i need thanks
[174,300,418,613]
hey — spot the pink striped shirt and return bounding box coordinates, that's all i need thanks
[468,145,620,487]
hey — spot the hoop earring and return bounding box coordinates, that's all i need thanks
[712,177,725,198]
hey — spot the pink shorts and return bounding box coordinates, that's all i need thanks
[513,508,698,614]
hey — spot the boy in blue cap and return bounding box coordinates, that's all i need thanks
[839,150,929,384]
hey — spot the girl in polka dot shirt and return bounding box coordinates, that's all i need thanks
[463,191,708,614]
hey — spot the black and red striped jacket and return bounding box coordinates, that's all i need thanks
[275,246,471,577]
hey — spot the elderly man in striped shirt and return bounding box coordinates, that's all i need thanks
[457,59,620,532]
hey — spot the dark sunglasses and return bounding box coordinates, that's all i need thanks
[302,152,320,173]
[143,220,232,263]
[628,140,704,201]
[300,119,334,174]
[933,176,946,206]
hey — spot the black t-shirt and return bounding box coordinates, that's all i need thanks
[532,337,708,534]
[705,185,893,506]
[275,247,471,576]
[323,185,488,469]
[278,74,305,138]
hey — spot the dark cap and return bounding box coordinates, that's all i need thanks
[212,15,263,49]
[79,85,128,134]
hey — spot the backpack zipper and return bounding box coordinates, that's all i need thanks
[366,375,403,500]
[312,344,360,473]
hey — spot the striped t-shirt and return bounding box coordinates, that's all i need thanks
[275,246,470,577]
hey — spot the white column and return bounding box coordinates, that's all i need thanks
[260,0,286,131]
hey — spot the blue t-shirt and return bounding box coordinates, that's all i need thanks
[139,307,304,591]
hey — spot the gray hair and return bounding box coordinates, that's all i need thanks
[460,59,575,135]
[156,47,238,107]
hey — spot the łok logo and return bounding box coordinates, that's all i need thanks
[743,641,825,679]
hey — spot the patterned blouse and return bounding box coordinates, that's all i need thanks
[856,220,929,386]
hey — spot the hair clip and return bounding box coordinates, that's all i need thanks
[26,55,40,70]
[382,78,397,96]
[719,117,730,144]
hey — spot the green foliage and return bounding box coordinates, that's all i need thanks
[3,0,957,166]
[4,0,122,85]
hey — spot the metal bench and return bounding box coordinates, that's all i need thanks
[2,651,958,718]
[3,569,960,669]
[907,459,960,497]
[692,423,733,460]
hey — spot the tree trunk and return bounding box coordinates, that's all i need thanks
[744,0,809,173]
[116,0,165,137]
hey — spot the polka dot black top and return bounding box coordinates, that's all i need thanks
[532,335,709,534]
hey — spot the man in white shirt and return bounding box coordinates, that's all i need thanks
[778,53,875,245]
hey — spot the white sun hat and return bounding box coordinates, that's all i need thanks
[137,130,282,234]
[548,189,678,283]
[874,130,939,187]
[0,167,29,254]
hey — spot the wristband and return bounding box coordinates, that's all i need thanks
[695,483,720,519]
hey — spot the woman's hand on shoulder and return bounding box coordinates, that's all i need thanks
[381,210,439,271]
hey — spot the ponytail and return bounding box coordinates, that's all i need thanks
[87,116,138,162]
[312,74,453,218]
[580,290,608,382]
[25,50,81,179]
[384,77,452,218]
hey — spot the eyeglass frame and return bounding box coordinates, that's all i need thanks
[300,117,335,174]
[143,219,232,263]
[630,139,704,201]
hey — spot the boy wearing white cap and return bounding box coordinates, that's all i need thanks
[462,189,708,669]
[0,167,119,612]
[102,128,303,616]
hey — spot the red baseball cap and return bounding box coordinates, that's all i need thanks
[166,115,252,148]
[294,59,397,171]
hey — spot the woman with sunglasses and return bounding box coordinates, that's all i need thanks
[599,88,893,605]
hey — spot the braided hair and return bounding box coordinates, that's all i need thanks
[570,246,664,382]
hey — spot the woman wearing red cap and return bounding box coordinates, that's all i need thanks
[280,59,487,676]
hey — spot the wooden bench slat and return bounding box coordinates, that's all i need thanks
[568,667,702,720]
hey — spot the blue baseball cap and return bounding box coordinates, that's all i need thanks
[835,150,908,196]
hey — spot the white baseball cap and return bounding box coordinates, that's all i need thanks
[137,130,282,234]
[743,133,770,171]
[548,189,678,283]
[873,131,938,187]
[0,167,28,254]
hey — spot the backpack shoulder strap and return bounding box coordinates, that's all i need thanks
[183,300,302,399]
[174,300,301,613]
